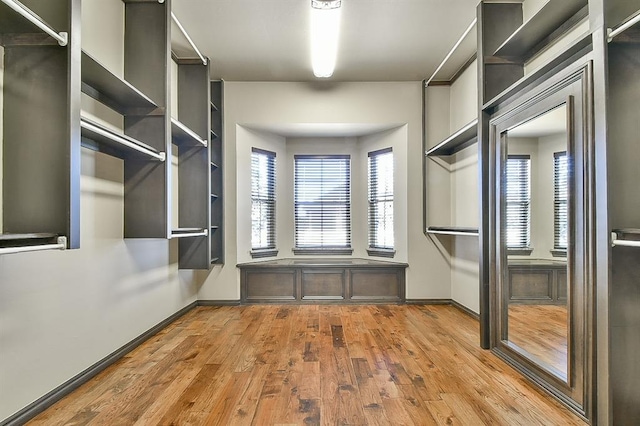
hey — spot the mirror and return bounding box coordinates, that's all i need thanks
[502,104,569,381]
[489,64,593,417]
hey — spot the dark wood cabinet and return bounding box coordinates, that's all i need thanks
[238,259,407,304]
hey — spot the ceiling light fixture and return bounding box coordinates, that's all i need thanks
[310,0,342,78]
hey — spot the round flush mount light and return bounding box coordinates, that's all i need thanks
[311,0,341,10]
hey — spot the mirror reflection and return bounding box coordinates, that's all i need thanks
[503,104,569,381]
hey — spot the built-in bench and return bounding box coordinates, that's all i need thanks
[237,258,408,304]
[507,259,567,305]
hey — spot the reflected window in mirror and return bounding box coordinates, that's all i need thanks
[553,151,568,256]
[505,155,532,255]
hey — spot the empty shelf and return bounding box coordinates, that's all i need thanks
[210,161,219,169]
[81,51,158,115]
[426,119,478,156]
[81,118,165,161]
[210,129,219,140]
[171,118,207,147]
[210,101,219,112]
[427,226,479,236]
[170,228,208,239]
[494,0,587,57]
[210,257,220,264]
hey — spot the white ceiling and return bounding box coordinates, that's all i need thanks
[171,0,479,82]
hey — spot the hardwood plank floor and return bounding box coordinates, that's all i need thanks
[28,305,585,425]
[508,304,568,380]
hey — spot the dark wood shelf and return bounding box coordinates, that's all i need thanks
[493,0,587,57]
[426,119,478,157]
[426,226,479,236]
[81,51,158,115]
[80,118,165,161]
[171,228,208,239]
[211,257,220,264]
[171,118,207,147]
[483,33,592,110]
[210,161,219,169]
[210,101,219,112]
[210,129,219,140]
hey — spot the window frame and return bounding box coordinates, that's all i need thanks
[293,154,353,255]
[250,147,278,258]
[552,151,568,257]
[367,147,395,258]
[505,154,532,255]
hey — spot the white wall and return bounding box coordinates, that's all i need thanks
[236,127,286,262]
[199,81,450,301]
[0,1,200,421]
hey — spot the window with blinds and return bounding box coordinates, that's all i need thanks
[251,148,276,251]
[368,148,394,251]
[554,151,568,250]
[505,155,531,250]
[294,155,351,251]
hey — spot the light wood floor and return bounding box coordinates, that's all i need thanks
[28,305,585,425]
[508,304,568,380]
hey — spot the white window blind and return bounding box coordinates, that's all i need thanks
[505,155,531,249]
[251,148,276,250]
[294,155,351,250]
[554,151,568,250]
[368,148,394,250]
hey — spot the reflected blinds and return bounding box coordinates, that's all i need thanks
[294,155,351,249]
[554,151,568,250]
[251,148,276,250]
[368,148,394,249]
[505,155,531,249]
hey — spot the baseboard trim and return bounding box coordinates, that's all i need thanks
[197,299,241,306]
[405,298,451,305]
[1,301,198,426]
[406,298,480,320]
[451,300,480,320]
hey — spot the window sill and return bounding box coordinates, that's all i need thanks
[550,249,567,258]
[367,248,396,258]
[507,248,534,256]
[292,248,354,255]
[250,249,279,259]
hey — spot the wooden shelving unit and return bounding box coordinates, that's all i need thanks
[210,81,224,265]
[1,0,81,250]
[602,3,640,422]
[423,18,480,240]
[171,58,212,269]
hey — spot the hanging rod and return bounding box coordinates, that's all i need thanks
[171,12,207,66]
[0,237,67,255]
[425,18,477,86]
[1,0,68,46]
[608,9,640,42]
[81,119,166,162]
[611,230,640,248]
